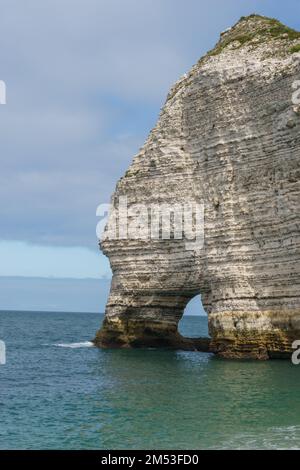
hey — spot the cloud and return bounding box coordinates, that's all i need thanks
[0,129,141,246]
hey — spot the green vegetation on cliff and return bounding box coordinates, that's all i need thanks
[209,14,300,56]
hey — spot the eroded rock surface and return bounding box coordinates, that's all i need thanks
[95,15,300,359]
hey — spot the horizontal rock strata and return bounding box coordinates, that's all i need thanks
[95,15,300,359]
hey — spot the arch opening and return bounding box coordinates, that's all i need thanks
[178,294,209,339]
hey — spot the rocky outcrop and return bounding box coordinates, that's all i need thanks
[94,15,300,359]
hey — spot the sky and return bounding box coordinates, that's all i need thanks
[1,0,300,311]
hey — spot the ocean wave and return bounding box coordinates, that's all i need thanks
[218,425,300,450]
[53,341,94,349]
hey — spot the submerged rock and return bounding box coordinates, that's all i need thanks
[94,15,300,359]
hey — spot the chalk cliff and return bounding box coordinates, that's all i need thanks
[95,15,300,359]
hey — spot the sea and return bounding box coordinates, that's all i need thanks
[0,310,300,450]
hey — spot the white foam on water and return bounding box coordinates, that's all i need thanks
[217,425,300,450]
[53,341,94,349]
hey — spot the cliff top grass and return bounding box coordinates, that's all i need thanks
[208,14,300,56]
[167,15,300,103]
[290,44,300,54]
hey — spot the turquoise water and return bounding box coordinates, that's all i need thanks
[0,311,300,450]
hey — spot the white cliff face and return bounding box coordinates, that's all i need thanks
[95,15,300,359]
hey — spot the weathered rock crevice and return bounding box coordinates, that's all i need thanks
[94,15,300,359]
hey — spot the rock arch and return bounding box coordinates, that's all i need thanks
[94,16,300,359]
